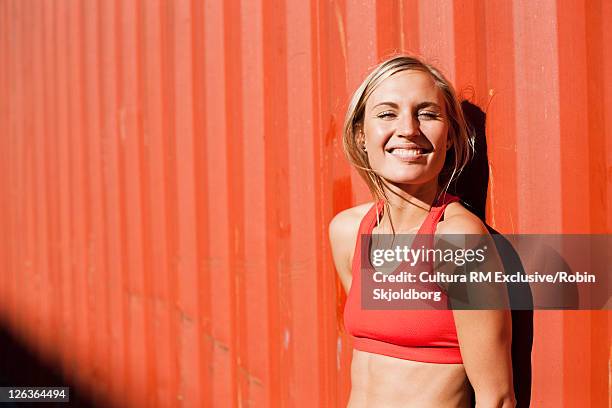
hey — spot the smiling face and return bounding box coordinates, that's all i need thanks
[361,70,450,188]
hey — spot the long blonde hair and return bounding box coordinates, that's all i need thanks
[342,55,474,230]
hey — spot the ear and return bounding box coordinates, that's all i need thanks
[356,126,366,148]
[446,136,453,151]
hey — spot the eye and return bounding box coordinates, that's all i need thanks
[417,111,441,120]
[376,110,397,120]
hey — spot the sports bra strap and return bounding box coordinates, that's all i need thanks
[358,193,460,236]
[418,193,460,235]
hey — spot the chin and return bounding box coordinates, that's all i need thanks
[381,173,438,187]
[377,166,440,186]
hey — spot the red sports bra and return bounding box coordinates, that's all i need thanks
[343,194,463,364]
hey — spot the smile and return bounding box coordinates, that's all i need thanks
[387,148,430,160]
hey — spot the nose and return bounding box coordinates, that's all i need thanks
[395,113,420,138]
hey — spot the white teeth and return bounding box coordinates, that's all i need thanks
[390,148,423,158]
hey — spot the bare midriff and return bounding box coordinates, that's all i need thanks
[347,349,470,408]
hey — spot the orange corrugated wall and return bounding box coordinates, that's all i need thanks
[0,0,610,406]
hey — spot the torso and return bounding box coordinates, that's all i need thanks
[348,351,469,407]
[343,198,472,407]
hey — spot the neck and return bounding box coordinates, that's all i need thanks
[385,181,440,209]
[377,179,442,232]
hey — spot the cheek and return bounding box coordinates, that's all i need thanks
[364,122,390,144]
[423,122,449,145]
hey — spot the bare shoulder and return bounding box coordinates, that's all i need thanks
[328,201,374,241]
[437,201,488,235]
[328,202,375,254]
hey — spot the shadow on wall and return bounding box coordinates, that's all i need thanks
[0,322,111,408]
[452,101,534,408]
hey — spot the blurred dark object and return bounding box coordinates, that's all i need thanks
[457,100,533,408]
[0,322,103,408]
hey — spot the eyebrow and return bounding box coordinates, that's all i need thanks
[371,101,442,110]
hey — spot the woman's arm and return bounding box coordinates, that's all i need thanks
[439,210,515,407]
[453,309,514,407]
[328,208,359,294]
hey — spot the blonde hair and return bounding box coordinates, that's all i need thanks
[342,55,474,228]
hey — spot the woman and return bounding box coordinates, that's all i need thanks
[329,55,515,407]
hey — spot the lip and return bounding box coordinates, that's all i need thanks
[385,143,430,152]
[385,146,430,162]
